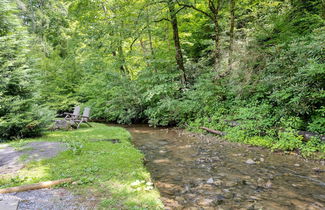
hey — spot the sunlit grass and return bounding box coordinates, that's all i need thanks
[0,123,163,209]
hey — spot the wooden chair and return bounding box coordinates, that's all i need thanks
[75,107,92,128]
[64,106,80,121]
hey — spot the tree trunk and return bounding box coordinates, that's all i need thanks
[209,0,221,72]
[321,0,325,19]
[146,9,156,72]
[146,9,155,58]
[167,0,186,85]
[228,0,235,72]
[117,43,128,74]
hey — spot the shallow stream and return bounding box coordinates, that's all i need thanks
[125,125,325,209]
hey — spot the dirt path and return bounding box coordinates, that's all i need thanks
[126,125,325,209]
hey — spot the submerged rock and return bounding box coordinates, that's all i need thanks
[265,180,272,188]
[245,159,256,164]
[197,198,214,206]
[207,178,214,184]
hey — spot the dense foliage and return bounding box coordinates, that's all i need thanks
[0,1,51,140]
[1,0,324,155]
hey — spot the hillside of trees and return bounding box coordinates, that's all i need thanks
[1,0,324,156]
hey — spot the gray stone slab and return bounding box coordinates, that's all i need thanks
[0,199,19,210]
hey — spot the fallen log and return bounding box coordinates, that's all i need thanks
[200,127,226,136]
[0,178,72,194]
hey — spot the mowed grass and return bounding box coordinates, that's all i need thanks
[0,123,163,209]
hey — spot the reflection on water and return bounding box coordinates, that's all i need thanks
[124,125,325,209]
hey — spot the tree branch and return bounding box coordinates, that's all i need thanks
[176,1,213,19]
[130,25,149,51]
[174,5,186,15]
[154,17,170,22]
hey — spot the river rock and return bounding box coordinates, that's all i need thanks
[245,159,256,164]
[216,172,227,177]
[214,179,223,186]
[207,178,214,184]
[158,140,169,145]
[249,195,261,201]
[265,180,272,188]
[225,181,237,187]
[197,198,214,206]
[213,195,225,205]
[175,196,185,203]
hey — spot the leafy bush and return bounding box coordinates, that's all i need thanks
[300,137,324,157]
[272,130,303,151]
[245,136,275,148]
[307,107,325,134]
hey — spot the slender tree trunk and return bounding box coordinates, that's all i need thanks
[321,0,325,19]
[140,39,152,69]
[139,38,147,54]
[228,0,235,72]
[117,43,128,74]
[146,9,156,72]
[209,0,221,72]
[213,16,220,71]
[146,9,155,58]
[102,4,127,75]
[167,0,186,85]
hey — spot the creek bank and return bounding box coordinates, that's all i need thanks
[126,124,325,209]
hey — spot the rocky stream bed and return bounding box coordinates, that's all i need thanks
[126,125,325,210]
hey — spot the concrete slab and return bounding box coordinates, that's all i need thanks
[0,199,19,210]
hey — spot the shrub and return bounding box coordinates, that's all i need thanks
[272,130,303,151]
[300,137,324,157]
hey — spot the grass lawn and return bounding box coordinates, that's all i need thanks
[0,123,163,209]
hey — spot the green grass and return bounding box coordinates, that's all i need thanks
[0,123,163,209]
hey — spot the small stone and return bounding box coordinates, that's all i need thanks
[257,178,264,186]
[265,180,272,188]
[214,179,223,185]
[225,181,237,187]
[197,198,214,206]
[175,196,184,202]
[207,178,214,184]
[245,159,256,164]
[260,158,264,162]
[213,195,225,205]
[250,195,261,201]
[294,164,300,167]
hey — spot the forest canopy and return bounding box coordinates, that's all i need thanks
[0,0,324,155]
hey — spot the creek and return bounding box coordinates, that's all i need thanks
[124,125,325,209]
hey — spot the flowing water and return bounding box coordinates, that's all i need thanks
[124,125,325,209]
